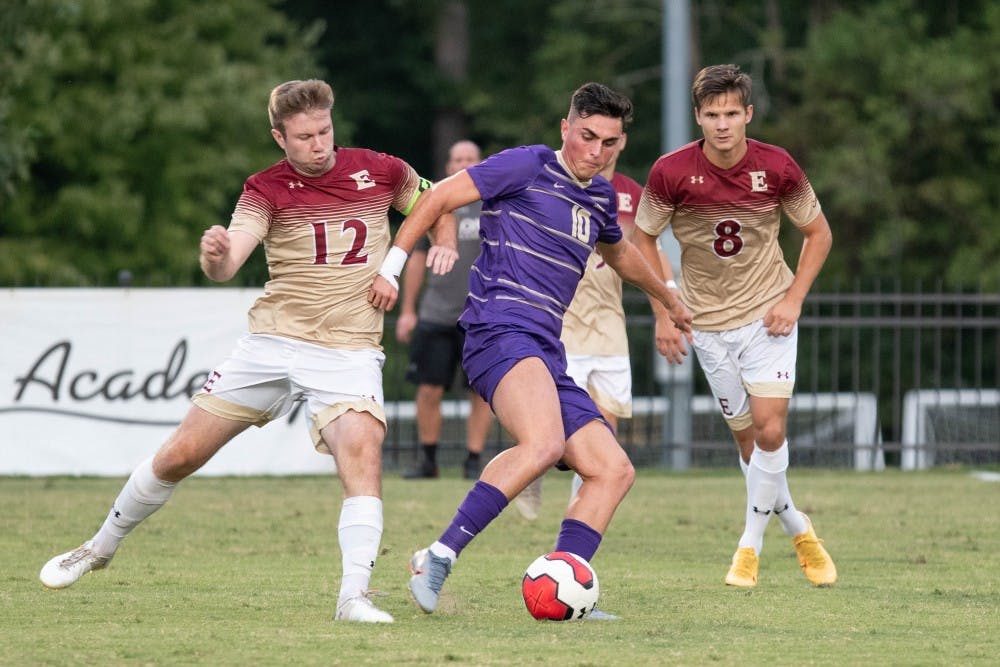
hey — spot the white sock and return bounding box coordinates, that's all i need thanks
[430,541,457,564]
[337,496,383,603]
[737,444,788,554]
[770,441,808,536]
[739,454,749,477]
[91,455,176,558]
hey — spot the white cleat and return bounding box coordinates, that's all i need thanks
[513,477,543,521]
[39,541,112,589]
[335,592,394,623]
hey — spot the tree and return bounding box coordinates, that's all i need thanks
[768,0,1000,288]
[0,0,324,287]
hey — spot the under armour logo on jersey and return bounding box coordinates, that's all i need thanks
[749,170,768,192]
[690,175,704,184]
[350,169,377,190]
[288,180,304,189]
[777,371,790,380]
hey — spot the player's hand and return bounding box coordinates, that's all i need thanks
[655,316,693,365]
[200,225,230,263]
[426,245,458,275]
[763,299,800,337]
[667,297,694,335]
[395,311,417,343]
[368,275,399,311]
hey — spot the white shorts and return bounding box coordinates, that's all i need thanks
[192,334,386,454]
[691,319,797,431]
[564,353,632,418]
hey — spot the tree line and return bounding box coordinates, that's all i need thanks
[2,0,997,290]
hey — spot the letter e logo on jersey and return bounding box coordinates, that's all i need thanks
[749,170,768,193]
[617,192,634,213]
[350,169,377,190]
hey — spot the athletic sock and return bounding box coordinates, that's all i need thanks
[435,481,508,558]
[555,518,602,562]
[422,443,438,465]
[465,451,480,465]
[771,441,808,536]
[737,443,788,554]
[337,496,383,602]
[91,455,176,558]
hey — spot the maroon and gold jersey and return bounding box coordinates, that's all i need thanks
[229,147,425,349]
[561,172,644,355]
[636,139,821,331]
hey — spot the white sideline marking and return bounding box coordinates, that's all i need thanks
[970,471,1000,482]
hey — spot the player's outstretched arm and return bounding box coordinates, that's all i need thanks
[199,226,258,283]
[599,237,693,362]
[369,171,481,311]
[426,211,458,276]
[623,230,693,363]
[395,247,428,343]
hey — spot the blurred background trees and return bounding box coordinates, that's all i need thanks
[2,0,997,288]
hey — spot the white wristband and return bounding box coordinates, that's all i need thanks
[666,279,678,289]
[378,245,408,290]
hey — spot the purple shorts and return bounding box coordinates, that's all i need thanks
[462,324,607,441]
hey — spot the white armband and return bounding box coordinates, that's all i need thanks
[378,245,408,290]
[666,279,678,289]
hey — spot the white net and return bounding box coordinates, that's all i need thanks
[901,389,1000,469]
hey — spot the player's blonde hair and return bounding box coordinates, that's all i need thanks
[268,79,334,136]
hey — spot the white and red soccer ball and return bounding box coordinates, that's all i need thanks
[521,551,599,620]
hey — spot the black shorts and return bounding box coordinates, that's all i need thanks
[405,321,467,389]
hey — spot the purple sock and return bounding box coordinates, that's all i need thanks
[439,481,509,556]
[555,518,602,562]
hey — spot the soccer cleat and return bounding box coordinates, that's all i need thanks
[586,608,620,621]
[462,457,481,480]
[408,547,452,613]
[39,541,112,589]
[513,477,543,521]
[724,547,759,587]
[334,592,394,623]
[792,512,837,586]
[403,459,439,479]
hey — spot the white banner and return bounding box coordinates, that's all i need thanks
[1,289,333,476]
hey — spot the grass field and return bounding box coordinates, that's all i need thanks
[3,468,998,666]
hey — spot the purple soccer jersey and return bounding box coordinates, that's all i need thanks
[458,145,622,439]
[460,145,623,339]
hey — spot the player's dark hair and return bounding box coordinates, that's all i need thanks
[691,64,752,109]
[268,79,335,135]
[570,82,634,128]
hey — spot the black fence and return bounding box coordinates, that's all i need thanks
[382,286,1000,472]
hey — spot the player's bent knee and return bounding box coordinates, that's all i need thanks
[581,454,634,492]
[153,439,205,481]
[755,425,786,450]
[614,458,636,492]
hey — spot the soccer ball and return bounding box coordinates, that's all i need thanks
[521,551,599,621]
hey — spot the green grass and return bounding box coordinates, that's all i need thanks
[3,469,999,666]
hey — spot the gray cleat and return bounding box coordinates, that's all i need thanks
[408,547,452,613]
